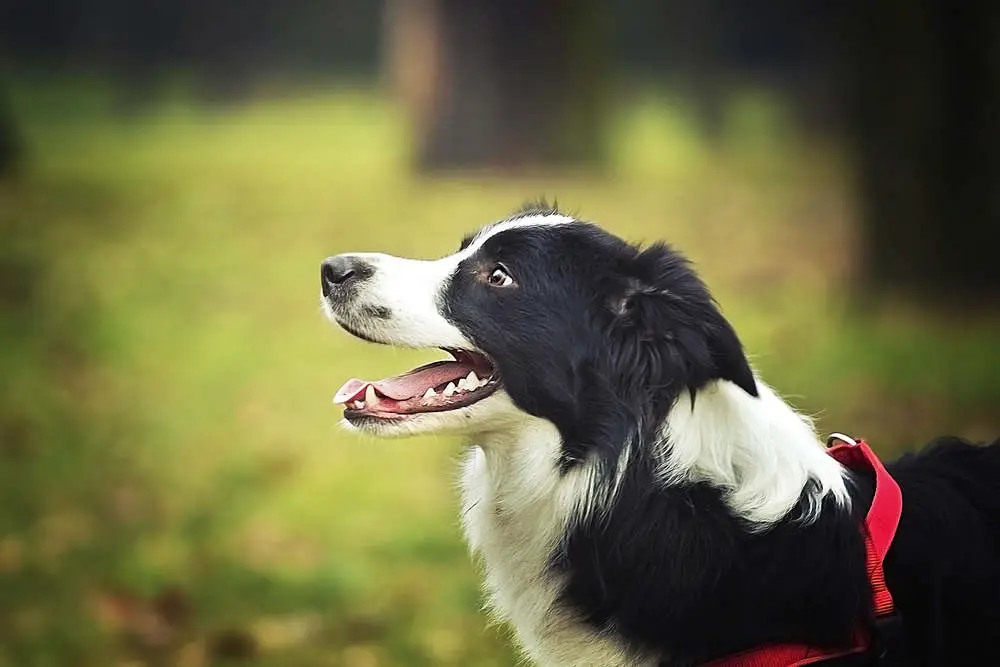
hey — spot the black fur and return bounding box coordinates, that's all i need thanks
[445,219,756,469]
[443,206,1000,665]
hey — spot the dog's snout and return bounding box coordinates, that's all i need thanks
[321,255,372,297]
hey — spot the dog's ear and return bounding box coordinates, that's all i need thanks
[701,309,758,397]
[611,243,758,398]
[610,242,691,323]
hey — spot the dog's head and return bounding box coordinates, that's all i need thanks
[321,204,756,465]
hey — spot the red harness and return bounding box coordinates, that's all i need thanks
[706,434,904,667]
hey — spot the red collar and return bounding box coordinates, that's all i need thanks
[705,434,903,667]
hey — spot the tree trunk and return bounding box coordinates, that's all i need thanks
[844,0,1000,306]
[383,0,609,172]
[0,87,20,178]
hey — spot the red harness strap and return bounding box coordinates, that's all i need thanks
[705,435,903,667]
[826,436,902,618]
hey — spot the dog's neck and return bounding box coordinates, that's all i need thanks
[461,417,587,562]
[461,419,656,666]
[459,377,850,665]
[468,378,849,528]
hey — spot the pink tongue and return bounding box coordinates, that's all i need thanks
[334,361,472,403]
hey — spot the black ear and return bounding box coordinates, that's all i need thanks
[704,312,758,397]
[612,242,758,397]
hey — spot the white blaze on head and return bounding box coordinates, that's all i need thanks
[457,213,577,257]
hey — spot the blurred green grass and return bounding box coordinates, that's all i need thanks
[1,81,998,667]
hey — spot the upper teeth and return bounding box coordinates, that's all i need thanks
[340,373,494,410]
[458,371,489,392]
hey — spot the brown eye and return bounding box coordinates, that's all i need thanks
[487,265,514,288]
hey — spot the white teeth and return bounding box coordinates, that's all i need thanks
[443,382,456,397]
[353,400,365,410]
[365,385,378,405]
[423,387,437,399]
[457,371,480,392]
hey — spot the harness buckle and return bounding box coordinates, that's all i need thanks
[826,433,858,447]
[872,613,908,667]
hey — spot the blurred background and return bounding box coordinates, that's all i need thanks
[1,1,998,665]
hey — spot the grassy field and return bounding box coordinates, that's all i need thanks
[1,82,999,667]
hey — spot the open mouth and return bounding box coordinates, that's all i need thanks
[334,348,500,421]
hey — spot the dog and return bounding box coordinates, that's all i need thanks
[319,203,1000,666]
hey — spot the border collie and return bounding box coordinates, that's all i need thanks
[319,203,1000,666]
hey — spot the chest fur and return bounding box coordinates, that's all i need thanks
[458,447,657,667]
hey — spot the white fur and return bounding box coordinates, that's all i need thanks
[661,379,850,525]
[321,251,475,350]
[461,214,576,256]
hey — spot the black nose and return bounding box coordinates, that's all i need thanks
[321,255,372,297]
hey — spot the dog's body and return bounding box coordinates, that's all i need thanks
[321,205,1000,666]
